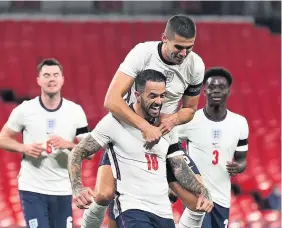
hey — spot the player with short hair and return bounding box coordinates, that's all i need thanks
[68,69,212,228]
[175,68,249,228]
[0,59,89,228]
[86,14,206,228]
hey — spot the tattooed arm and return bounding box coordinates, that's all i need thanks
[167,154,210,199]
[68,134,102,197]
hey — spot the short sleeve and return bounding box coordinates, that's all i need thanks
[191,56,205,86]
[75,105,88,128]
[75,105,89,136]
[236,117,249,152]
[184,56,205,96]
[166,130,184,159]
[90,114,118,148]
[118,43,147,78]
[6,103,25,133]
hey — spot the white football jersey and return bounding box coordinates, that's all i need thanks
[176,109,249,208]
[118,41,205,114]
[91,113,184,219]
[7,96,88,195]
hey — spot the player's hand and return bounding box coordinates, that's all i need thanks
[73,186,95,209]
[49,135,74,150]
[142,125,162,149]
[20,143,44,158]
[226,161,240,177]
[196,188,214,213]
[159,114,178,136]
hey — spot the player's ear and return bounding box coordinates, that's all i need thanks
[203,87,207,96]
[162,33,168,43]
[36,76,41,86]
[134,91,141,103]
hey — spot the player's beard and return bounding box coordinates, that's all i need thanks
[140,97,162,123]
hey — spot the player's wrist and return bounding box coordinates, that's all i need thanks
[18,144,26,154]
[138,121,151,132]
[67,142,76,150]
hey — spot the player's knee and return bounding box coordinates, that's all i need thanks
[95,189,114,205]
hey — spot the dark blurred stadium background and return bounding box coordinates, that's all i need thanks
[0,1,281,227]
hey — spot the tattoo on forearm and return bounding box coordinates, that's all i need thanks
[68,134,102,195]
[169,155,210,199]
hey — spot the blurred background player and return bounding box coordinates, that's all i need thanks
[176,68,249,228]
[0,59,89,228]
[88,14,206,227]
[68,69,212,228]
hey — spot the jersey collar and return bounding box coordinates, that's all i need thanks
[203,108,227,122]
[157,42,176,66]
[39,96,63,112]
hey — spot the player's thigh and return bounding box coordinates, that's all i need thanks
[48,195,72,228]
[169,182,198,210]
[211,203,229,228]
[108,218,118,228]
[108,200,118,228]
[150,213,175,228]
[19,190,50,228]
[116,209,153,228]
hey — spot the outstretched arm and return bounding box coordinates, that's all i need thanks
[167,154,210,199]
[68,134,102,196]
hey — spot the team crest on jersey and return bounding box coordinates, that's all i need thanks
[212,129,221,145]
[163,70,174,83]
[46,119,56,134]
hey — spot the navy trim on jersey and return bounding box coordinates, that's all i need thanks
[115,191,122,216]
[75,126,89,136]
[184,83,202,96]
[39,96,63,112]
[109,143,121,180]
[203,108,227,122]
[157,42,176,66]
[168,143,182,155]
[237,138,248,146]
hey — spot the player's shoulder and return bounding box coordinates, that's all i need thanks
[132,41,159,54]
[98,112,122,127]
[184,51,205,70]
[189,108,205,122]
[16,97,39,110]
[62,98,84,111]
[226,110,248,126]
[135,41,159,49]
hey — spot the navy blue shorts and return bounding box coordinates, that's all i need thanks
[108,200,115,221]
[19,190,72,228]
[99,150,111,166]
[202,202,230,228]
[116,209,175,228]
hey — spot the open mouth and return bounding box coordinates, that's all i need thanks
[212,97,222,102]
[150,106,161,113]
